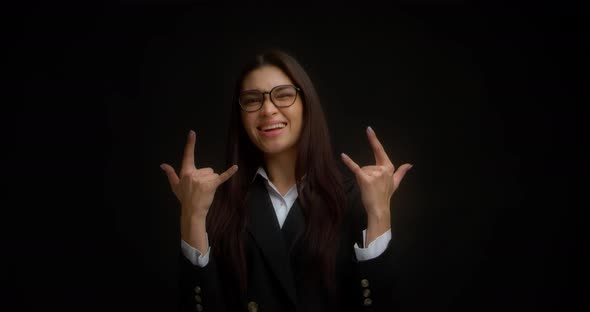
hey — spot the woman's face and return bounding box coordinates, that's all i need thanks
[240,65,303,157]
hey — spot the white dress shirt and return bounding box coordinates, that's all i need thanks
[181,167,392,267]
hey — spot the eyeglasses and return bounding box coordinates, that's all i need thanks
[239,85,302,112]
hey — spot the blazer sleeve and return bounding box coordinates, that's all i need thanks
[342,170,405,311]
[178,250,228,312]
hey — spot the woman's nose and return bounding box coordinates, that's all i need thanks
[260,93,278,115]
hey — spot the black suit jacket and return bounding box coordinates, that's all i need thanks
[179,174,404,312]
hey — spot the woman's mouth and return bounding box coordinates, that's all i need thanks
[257,122,287,137]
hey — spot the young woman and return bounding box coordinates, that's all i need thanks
[160,49,412,312]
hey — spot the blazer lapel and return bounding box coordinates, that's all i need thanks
[281,198,305,256]
[246,176,297,305]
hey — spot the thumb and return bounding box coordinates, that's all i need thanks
[160,163,180,190]
[216,164,239,186]
[393,163,413,189]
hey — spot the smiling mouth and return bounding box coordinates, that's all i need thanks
[257,122,287,132]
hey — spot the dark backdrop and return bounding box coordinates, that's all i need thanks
[8,1,584,311]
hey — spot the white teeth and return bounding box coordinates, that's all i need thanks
[261,123,286,131]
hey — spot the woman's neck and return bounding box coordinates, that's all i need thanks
[263,148,297,196]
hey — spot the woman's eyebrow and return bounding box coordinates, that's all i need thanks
[241,87,270,93]
[241,84,292,92]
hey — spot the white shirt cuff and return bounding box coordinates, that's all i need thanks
[353,229,392,261]
[180,236,211,267]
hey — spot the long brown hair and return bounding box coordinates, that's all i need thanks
[207,49,346,297]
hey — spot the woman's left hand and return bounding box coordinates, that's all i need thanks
[341,126,412,245]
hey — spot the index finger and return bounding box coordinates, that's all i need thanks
[341,153,367,179]
[182,130,197,170]
[367,126,392,166]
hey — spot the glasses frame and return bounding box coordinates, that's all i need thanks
[238,84,302,112]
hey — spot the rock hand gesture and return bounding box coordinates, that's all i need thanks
[341,126,412,246]
[160,130,238,251]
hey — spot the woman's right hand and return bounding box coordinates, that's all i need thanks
[160,130,238,246]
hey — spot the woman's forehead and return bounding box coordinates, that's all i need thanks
[241,65,294,91]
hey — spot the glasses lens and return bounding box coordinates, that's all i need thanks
[271,86,297,107]
[239,91,263,111]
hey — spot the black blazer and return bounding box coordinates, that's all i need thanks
[179,174,404,312]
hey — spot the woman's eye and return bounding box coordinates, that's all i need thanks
[276,90,294,97]
[245,99,261,105]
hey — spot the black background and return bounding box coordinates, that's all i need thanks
[7,1,584,311]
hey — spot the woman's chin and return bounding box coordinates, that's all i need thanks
[262,146,287,155]
[259,143,293,156]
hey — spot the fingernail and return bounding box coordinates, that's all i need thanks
[367,126,373,133]
[189,130,195,137]
[408,164,414,170]
[160,164,166,171]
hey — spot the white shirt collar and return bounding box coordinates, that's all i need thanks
[253,166,270,183]
[251,166,307,185]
